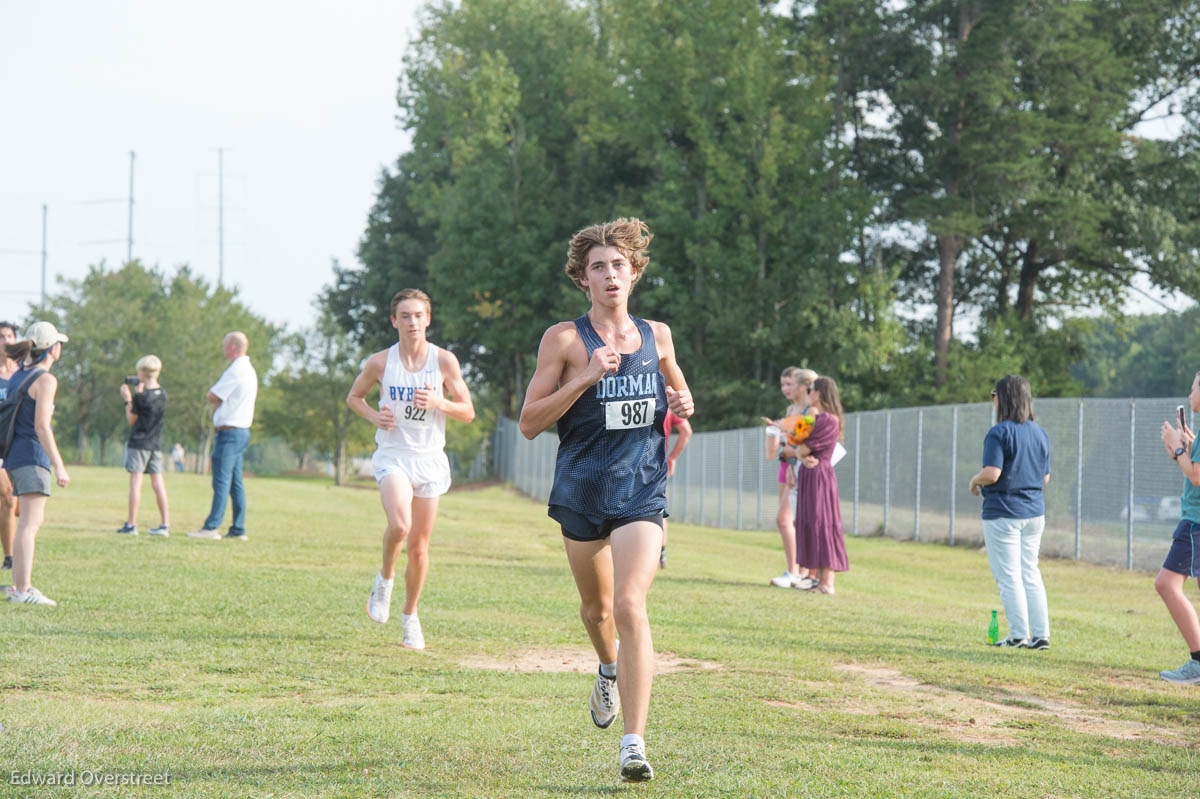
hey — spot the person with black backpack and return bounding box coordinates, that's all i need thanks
[2,321,70,607]
[0,320,18,571]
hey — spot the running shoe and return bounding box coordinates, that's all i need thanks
[116,523,137,535]
[401,613,425,650]
[367,573,393,624]
[187,528,221,540]
[147,525,170,537]
[792,576,818,590]
[1160,658,1200,684]
[589,667,619,729]
[619,741,654,782]
[223,532,248,542]
[7,586,56,606]
[1026,637,1050,650]
[2,555,11,570]
[769,572,794,588]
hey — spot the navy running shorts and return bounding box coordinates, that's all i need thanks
[549,505,665,543]
[1162,518,1200,577]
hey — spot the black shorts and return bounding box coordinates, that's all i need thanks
[549,505,665,543]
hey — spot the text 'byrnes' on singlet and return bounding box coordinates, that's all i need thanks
[376,342,445,455]
[548,315,668,520]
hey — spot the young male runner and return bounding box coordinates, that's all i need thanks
[347,289,474,650]
[519,218,694,782]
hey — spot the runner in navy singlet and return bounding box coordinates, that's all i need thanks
[519,218,694,784]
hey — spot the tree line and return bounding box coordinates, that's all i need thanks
[321,0,1200,427]
[11,1,1200,481]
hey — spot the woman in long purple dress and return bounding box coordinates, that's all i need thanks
[794,376,847,594]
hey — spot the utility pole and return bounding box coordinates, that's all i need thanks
[217,147,225,286]
[127,150,135,263]
[41,204,47,306]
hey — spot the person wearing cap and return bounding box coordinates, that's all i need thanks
[0,320,20,571]
[188,331,258,542]
[3,321,70,606]
[116,354,170,537]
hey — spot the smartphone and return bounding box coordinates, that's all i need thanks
[1178,404,1187,428]
[125,375,140,387]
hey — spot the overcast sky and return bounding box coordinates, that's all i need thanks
[1,0,423,330]
[2,2,1190,335]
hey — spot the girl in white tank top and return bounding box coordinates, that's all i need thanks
[375,342,445,455]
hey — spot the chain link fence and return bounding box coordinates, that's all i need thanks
[492,398,1193,572]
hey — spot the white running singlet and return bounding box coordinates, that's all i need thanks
[375,342,446,456]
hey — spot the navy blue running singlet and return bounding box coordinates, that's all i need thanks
[547,315,669,521]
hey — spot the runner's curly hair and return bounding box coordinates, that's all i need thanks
[564,218,652,292]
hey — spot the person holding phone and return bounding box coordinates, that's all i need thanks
[117,355,170,536]
[1155,374,1200,684]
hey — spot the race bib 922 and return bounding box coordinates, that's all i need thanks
[604,398,655,431]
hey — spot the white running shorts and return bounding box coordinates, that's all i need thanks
[371,449,451,498]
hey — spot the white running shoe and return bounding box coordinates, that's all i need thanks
[7,586,57,606]
[187,528,221,540]
[401,613,425,649]
[367,573,393,624]
[589,667,619,728]
[147,525,170,537]
[792,575,818,590]
[770,572,794,588]
[619,741,653,782]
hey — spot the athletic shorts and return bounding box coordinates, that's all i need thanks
[124,448,163,474]
[549,505,665,543]
[372,449,451,498]
[7,465,52,497]
[1162,518,1200,577]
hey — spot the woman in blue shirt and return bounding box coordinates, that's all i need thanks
[968,375,1051,649]
[4,322,70,607]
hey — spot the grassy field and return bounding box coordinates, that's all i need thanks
[1,466,1198,798]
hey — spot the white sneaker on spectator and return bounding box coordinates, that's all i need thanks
[769,572,794,588]
[7,586,57,606]
[187,528,221,540]
[401,613,425,649]
[792,575,818,590]
[367,573,393,624]
[147,525,170,537]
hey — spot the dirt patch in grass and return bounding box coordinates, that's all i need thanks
[458,647,721,674]
[782,663,1192,747]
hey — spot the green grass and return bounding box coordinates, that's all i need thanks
[1,466,1197,798]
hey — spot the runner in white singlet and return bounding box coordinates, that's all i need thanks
[347,289,475,650]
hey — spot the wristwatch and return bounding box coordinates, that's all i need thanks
[1173,446,1186,460]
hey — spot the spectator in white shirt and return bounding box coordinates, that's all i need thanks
[188,331,258,542]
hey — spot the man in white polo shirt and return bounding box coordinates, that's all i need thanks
[188,331,258,542]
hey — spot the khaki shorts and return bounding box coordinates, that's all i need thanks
[124,448,163,474]
[7,465,52,496]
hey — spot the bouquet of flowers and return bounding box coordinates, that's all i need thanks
[778,414,816,446]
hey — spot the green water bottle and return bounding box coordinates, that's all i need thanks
[987,610,999,645]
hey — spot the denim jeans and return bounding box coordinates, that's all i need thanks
[203,427,250,534]
[982,515,1049,640]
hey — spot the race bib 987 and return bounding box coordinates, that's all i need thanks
[604,398,656,430]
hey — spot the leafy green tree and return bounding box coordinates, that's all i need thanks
[30,262,282,465]
[261,318,375,485]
